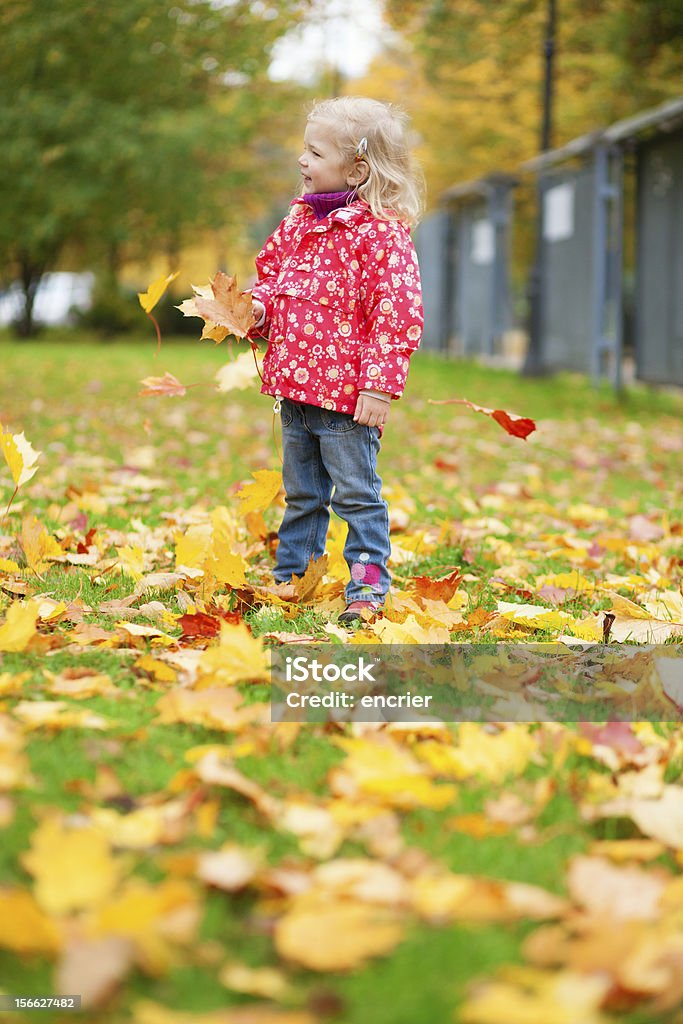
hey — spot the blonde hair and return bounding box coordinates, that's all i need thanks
[306,96,424,226]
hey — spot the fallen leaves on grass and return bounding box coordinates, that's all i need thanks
[1,343,683,1022]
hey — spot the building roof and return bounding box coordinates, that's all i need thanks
[522,95,683,172]
[441,172,519,204]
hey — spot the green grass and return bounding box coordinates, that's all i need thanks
[1,334,682,1022]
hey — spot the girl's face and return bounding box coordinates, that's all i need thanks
[299,121,350,194]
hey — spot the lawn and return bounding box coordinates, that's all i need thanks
[1,334,683,1023]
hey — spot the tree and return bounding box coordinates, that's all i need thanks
[375,0,683,199]
[0,0,309,335]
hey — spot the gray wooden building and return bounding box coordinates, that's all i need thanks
[524,96,683,386]
[415,174,517,356]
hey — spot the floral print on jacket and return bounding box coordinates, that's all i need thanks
[251,198,423,415]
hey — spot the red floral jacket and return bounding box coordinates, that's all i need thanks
[251,199,423,415]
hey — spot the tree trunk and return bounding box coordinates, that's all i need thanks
[15,256,46,338]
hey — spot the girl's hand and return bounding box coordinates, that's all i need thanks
[353,392,391,428]
[252,299,266,326]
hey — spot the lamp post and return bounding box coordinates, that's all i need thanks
[522,0,557,375]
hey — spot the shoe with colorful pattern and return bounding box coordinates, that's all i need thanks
[338,601,380,626]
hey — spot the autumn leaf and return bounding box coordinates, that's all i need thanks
[460,968,610,1024]
[0,600,39,652]
[196,622,270,687]
[139,372,187,398]
[178,272,255,341]
[219,962,293,1001]
[215,349,261,392]
[13,699,112,731]
[206,547,248,588]
[0,888,61,954]
[567,855,665,921]
[0,421,41,489]
[56,935,135,1010]
[137,272,179,314]
[91,878,200,974]
[192,752,280,819]
[155,688,265,731]
[236,469,282,515]
[292,554,329,603]
[21,815,122,915]
[21,515,63,573]
[131,1001,317,1024]
[275,897,405,971]
[196,844,262,891]
[429,397,536,439]
[410,568,463,602]
[178,611,222,639]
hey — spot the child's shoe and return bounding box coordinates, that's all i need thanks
[338,601,380,626]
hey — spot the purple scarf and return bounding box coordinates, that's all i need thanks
[301,189,356,221]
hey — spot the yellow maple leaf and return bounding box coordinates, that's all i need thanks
[460,967,610,1024]
[89,803,188,850]
[0,600,39,652]
[220,961,293,1001]
[334,736,456,810]
[0,714,32,789]
[137,271,179,314]
[275,897,404,971]
[131,1000,317,1024]
[116,545,145,579]
[174,523,212,573]
[91,878,200,974]
[236,469,282,515]
[21,515,63,573]
[0,421,41,489]
[13,700,111,731]
[206,547,248,587]
[0,888,61,954]
[415,724,538,784]
[536,572,597,593]
[21,815,122,915]
[196,622,270,687]
[135,654,177,683]
[371,613,450,644]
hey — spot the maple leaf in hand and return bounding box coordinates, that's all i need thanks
[177,272,255,343]
[429,398,536,439]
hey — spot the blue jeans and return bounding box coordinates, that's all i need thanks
[275,399,391,604]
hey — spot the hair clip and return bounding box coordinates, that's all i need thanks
[355,137,368,161]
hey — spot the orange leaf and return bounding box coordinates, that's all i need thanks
[429,397,536,439]
[411,568,463,602]
[179,272,255,341]
[138,372,187,398]
[292,554,329,603]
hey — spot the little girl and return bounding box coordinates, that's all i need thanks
[251,96,423,624]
